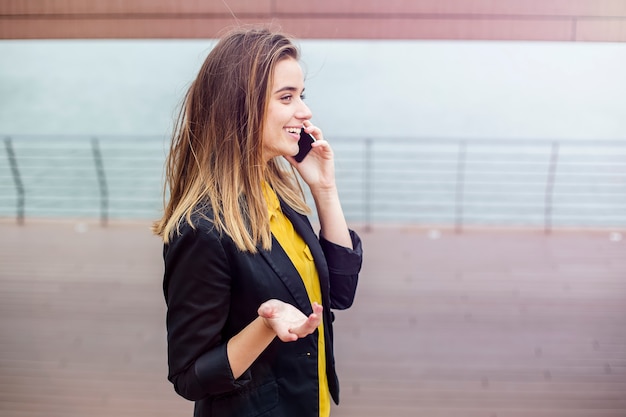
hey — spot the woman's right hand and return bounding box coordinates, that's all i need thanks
[258,299,323,342]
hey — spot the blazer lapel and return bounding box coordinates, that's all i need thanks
[280,202,331,309]
[259,234,313,314]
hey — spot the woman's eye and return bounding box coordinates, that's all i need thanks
[280,93,306,102]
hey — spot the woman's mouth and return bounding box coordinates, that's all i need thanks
[285,127,301,139]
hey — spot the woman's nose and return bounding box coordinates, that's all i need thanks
[296,101,313,121]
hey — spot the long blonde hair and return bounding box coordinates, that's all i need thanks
[153,27,310,252]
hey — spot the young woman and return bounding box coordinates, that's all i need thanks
[153,27,363,417]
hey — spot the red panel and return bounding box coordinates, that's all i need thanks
[4,0,626,18]
[1,0,625,41]
[0,16,576,41]
[0,0,272,15]
[0,18,271,39]
[273,0,626,18]
[278,18,574,41]
[576,18,626,41]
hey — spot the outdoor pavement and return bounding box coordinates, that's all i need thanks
[0,219,624,417]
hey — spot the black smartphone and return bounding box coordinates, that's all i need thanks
[293,129,316,162]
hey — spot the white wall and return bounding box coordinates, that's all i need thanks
[0,39,624,140]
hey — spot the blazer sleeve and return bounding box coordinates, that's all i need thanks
[319,229,363,310]
[163,220,251,401]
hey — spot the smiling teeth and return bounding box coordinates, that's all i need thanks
[286,127,301,134]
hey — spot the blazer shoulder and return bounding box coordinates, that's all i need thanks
[169,206,220,240]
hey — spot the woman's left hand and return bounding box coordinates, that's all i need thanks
[258,299,323,342]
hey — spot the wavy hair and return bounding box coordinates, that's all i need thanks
[153,27,310,252]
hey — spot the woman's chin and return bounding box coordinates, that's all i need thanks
[288,145,300,157]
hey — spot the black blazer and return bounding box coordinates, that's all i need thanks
[163,201,362,417]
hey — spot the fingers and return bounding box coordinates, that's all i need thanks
[288,303,323,338]
[311,301,323,315]
[302,121,323,142]
[258,300,324,342]
[301,124,330,154]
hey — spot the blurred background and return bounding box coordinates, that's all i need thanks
[1,1,625,416]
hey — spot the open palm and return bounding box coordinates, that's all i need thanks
[258,299,323,342]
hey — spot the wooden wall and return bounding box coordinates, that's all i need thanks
[1,0,626,41]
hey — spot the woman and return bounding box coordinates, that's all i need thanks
[153,27,363,417]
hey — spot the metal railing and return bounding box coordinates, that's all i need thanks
[0,135,166,224]
[1,135,625,231]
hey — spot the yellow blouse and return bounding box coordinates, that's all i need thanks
[262,182,330,417]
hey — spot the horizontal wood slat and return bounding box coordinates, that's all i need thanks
[0,0,272,15]
[0,220,625,417]
[1,0,625,41]
[0,17,580,41]
[3,0,626,18]
[274,0,626,18]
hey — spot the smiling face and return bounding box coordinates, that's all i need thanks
[261,57,312,161]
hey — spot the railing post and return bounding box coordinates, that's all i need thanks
[544,142,559,235]
[364,138,372,232]
[91,137,109,227]
[4,137,25,225]
[455,140,467,234]
[363,138,372,232]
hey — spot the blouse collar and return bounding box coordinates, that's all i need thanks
[261,181,281,220]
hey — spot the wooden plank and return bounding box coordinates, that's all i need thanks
[576,18,626,41]
[0,17,575,41]
[0,0,272,15]
[3,0,626,18]
[278,17,574,41]
[0,18,257,39]
[1,0,625,41]
[0,221,625,417]
[273,0,626,18]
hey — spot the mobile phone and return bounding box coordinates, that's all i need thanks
[293,129,316,162]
